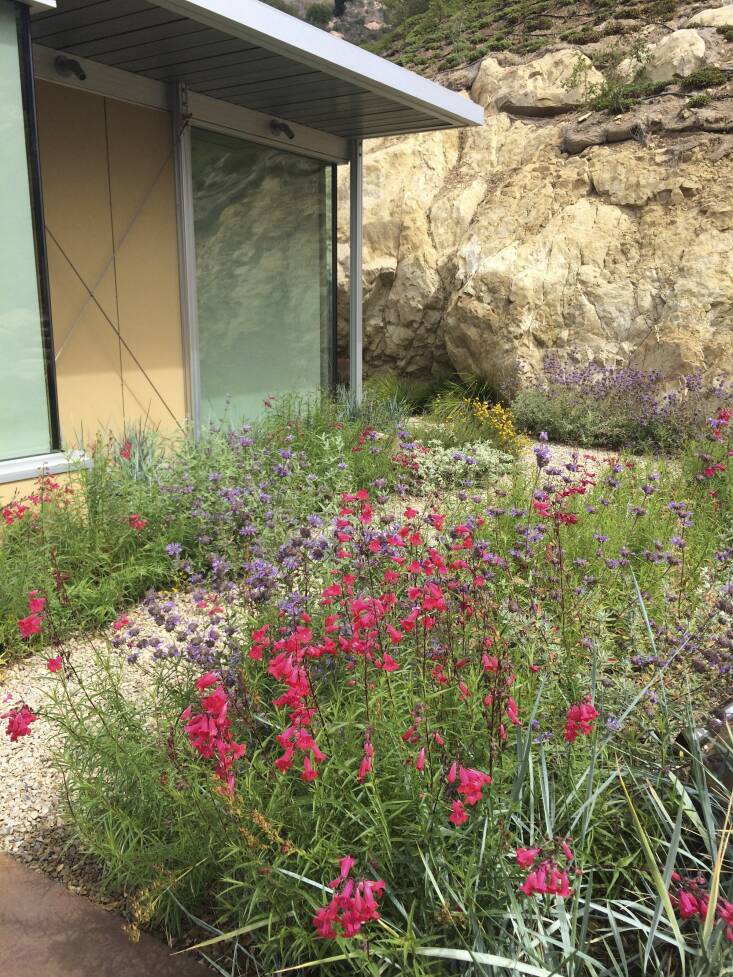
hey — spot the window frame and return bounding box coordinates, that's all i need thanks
[17,1,60,453]
[0,0,61,473]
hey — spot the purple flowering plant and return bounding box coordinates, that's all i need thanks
[24,391,733,976]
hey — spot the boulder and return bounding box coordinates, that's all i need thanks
[588,157,701,207]
[687,5,733,27]
[619,29,707,84]
[562,119,645,155]
[338,96,733,386]
[471,51,604,117]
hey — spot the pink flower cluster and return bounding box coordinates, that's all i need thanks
[447,762,492,826]
[181,673,246,795]
[516,841,575,899]
[2,703,38,742]
[312,856,385,939]
[671,872,733,941]
[264,625,328,782]
[3,476,70,527]
[564,698,598,743]
[17,590,46,639]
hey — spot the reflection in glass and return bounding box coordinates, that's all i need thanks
[191,128,333,425]
[0,2,52,460]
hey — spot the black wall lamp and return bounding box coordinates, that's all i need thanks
[270,119,295,140]
[54,55,86,82]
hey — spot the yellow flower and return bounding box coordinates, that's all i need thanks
[469,399,525,453]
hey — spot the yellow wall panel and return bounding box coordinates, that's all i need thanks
[106,98,186,434]
[0,471,72,507]
[34,81,186,448]
[0,478,34,506]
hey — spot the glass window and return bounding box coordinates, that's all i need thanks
[191,128,333,425]
[0,1,53,461]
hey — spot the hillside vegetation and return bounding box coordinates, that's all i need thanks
[372,0,687,72]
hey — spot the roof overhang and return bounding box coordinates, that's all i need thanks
[30,0,483,142]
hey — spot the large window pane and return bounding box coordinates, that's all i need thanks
[191,129,333,424]
[0,1,52,461]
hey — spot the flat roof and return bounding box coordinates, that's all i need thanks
[30,0,483,139]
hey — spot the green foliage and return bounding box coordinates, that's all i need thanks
[565,39,668,115]
[648,0,677,18]
[373,0,684,75]
[0,433,185,663]
[305,2,334,27]
[261,0,299,15]
[365,373,444,414]
[719,26,733,43]
[0,393,411,664]
[413,439,514,489]
[680,66,729,91]
[688,92,713,109]
[44,448,733,975]
[509,357,733,458]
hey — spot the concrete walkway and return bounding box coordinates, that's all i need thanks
[0,853,208,976]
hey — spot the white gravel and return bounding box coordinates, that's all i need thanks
[0,597,201,906]
[0,642,117,904]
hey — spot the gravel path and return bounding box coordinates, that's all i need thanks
[1,634,140,908]
[519,441,620,474]
[0,595,203,907]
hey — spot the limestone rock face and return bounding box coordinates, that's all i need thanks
[619,30,707,83]
[337,49,733,388]
[688,4,733,27]
[471,51,604,117]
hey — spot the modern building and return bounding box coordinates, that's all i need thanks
[0,0,482,498]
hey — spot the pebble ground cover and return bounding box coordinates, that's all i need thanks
[2,387,733,976]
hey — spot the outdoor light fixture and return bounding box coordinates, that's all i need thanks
[54,55,86,82]
[270,119,295,140]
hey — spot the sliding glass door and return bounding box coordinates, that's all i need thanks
[191,128,334,425]
[0,1,55,461]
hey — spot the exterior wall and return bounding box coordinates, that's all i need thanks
[0,471,70,506]
[1,478,33,504]
[35,80,186,449]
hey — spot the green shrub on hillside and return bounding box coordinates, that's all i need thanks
[688,92,713,108]
[374,0,684,74]
[681,66,729,91]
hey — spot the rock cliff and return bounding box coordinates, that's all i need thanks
[337,5,733,390]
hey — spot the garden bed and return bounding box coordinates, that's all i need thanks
[2,384,733,976]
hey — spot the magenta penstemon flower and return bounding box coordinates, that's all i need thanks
[564,698,599,743]
[516,840,575,899]
[515,847,542,869]
[182,673,246,795]
[2,703,38,742]
[18,613,43,639]
[312,857,384,939]
[18,589,46,639]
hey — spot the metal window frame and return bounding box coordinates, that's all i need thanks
[0,449,89,486]
[349,138,363,403]
[16,1,61,453]
[31,44,349,164]
[329,161,338,393]
[173,82,201,437]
